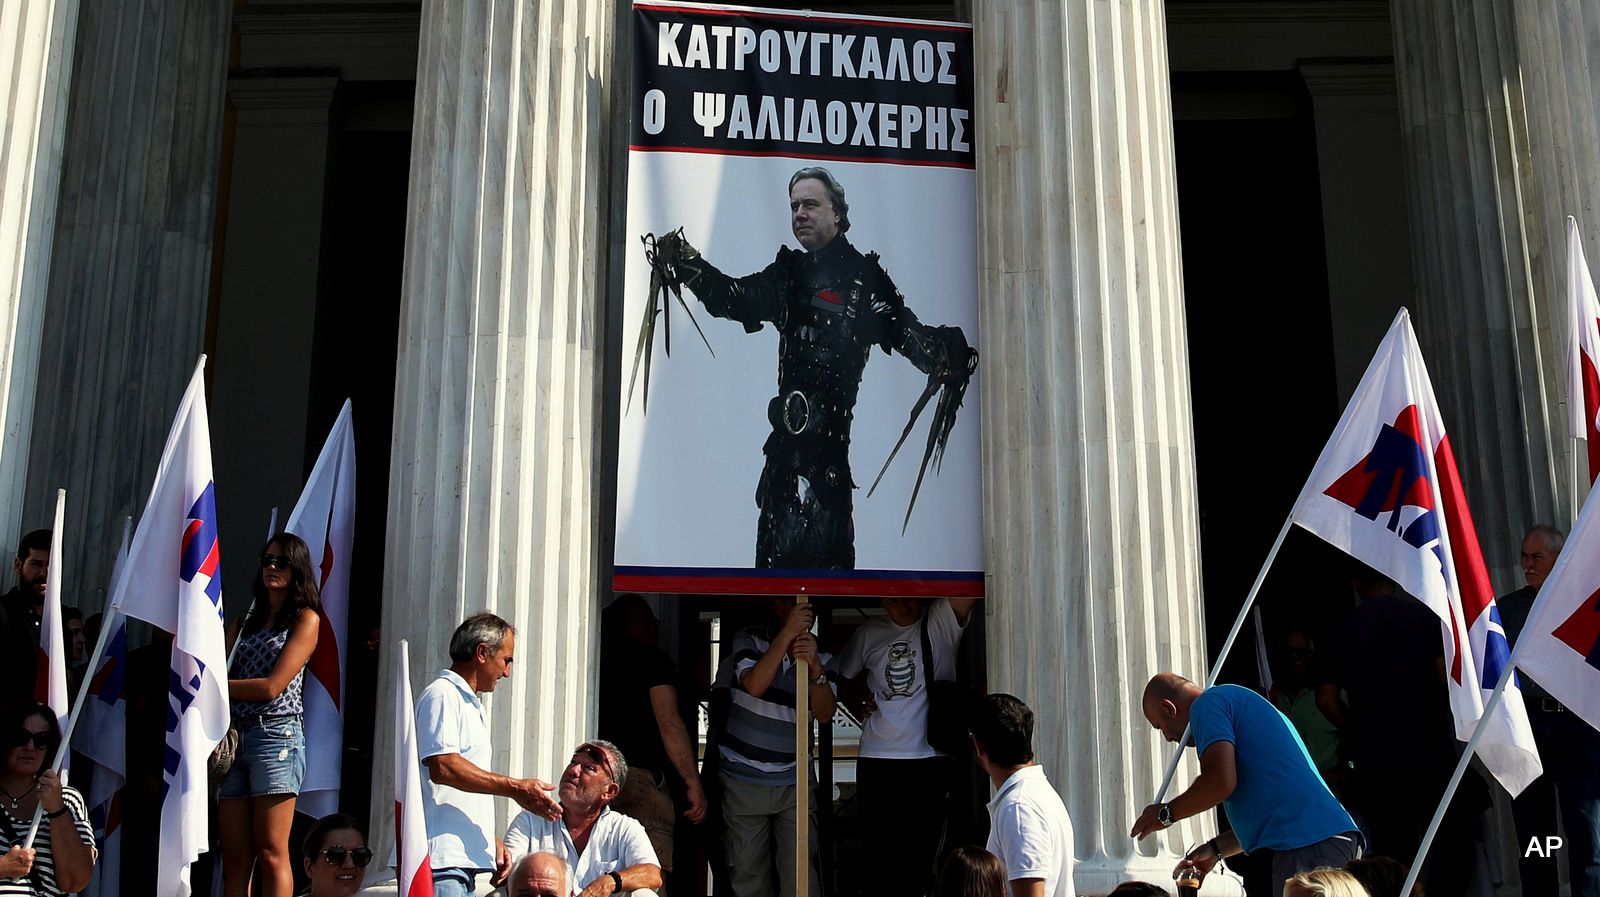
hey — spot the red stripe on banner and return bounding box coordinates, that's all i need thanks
[407,861,437,897]
[307,540,342,710]
[1583,345,1599,486]
[613,573,984,597]
[1434,434,1488,682]
[628,144,977,170]
[631,4,973,32]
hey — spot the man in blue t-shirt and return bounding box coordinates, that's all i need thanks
[1131,673,1360,896]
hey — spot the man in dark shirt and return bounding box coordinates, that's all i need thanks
[1499,524,1600,897]
[654,167,977,570]
[0,529,51,706]
[597,594,706,894]
[1317,563,1484,895]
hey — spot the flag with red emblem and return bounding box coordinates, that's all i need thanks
[1289,309,1542,795]
[284,400,356,818]
[1510,476,1600,728]
[107,356,229,897]
[1568,217,1600,486]
[393,639,435,897]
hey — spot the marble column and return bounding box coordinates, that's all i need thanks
[19,0,230,601]
[1389,0,1562,586]
[370,0,617,858]
[972,1,1224,893]
[1511,0,1600,510]
[0,0,80,545]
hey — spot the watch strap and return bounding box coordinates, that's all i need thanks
[609,871,624,893]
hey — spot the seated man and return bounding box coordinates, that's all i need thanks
[503,740,663,897]
[506,852,570,897]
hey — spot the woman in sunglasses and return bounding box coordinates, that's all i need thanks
[0,701,94,895]
[301,814,371,897]
[221,533,322,897]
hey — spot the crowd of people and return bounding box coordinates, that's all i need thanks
[0,520,1592,897]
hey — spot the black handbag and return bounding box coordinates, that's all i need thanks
[919,609,975,755]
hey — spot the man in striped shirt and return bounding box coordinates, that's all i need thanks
[712,598,837,897]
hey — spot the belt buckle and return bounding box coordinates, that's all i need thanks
[1540,697,1564,713]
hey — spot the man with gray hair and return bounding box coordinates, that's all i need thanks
[647,166,978,569]
[1499,524,1600,897]
[417,612,562,897]
[503,740,663,897]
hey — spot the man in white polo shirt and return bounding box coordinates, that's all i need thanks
[502,739,663,897]
[417,612,562,897]
[973,693,1076,897]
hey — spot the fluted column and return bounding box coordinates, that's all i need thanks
[0,0,80,545]
[973,1,1221,893]
[1389,0,1562,584]
[19,0,230,598]
[1511,0,1600,510]
[370,0,616,859]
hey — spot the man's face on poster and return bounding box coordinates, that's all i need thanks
[790,178,840,252]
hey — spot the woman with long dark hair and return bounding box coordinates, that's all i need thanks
[934,847,1006,897]
[0,701,93,895]
[220,532,321,897]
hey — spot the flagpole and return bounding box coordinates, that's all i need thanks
[25,602,123,848]
[1153,516,1294,803]
[1398,653,1522,897]
[269,506,278,538]
[795,595,810,897]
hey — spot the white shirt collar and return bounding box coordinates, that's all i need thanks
[440,668,485,710]
[988,764,1047,810]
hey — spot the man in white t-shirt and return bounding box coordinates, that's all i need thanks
[502,739,663,897]
[839,596,976,897]
[973,694,1076,897]
[417,613,562,897]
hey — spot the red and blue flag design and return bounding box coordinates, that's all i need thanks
[1508,453,1600,730]
[1291,309,1541,796]
[107,357,229,897]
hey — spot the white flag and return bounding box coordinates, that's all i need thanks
[285,400,356,817]
[1290,309,1542,795]
[1568,217,1600,485]
[1510,479,1600,729]
[107,357,229,897]
[394,640,435,897]
[36,489,68,735]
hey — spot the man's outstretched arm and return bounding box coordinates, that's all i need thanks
[1130,740,1237,839]
[655,230,788,331]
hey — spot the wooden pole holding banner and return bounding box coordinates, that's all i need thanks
[795,594,810,897]
[1152,516,1295,804]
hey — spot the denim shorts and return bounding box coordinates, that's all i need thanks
[218,714,306,799]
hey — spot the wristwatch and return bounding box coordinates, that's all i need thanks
[812,672,828,685]
[609,871,624,893]
[1157,803,1175,827]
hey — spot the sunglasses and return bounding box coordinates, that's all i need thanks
[259,554,292,571]
[317,846,373,867]
[7,730,51,750]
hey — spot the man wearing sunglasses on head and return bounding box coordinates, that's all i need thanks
[502,740,663,897]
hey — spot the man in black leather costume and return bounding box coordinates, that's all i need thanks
[652,167,976,570]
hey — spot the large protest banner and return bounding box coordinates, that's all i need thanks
[614,2,983,597]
